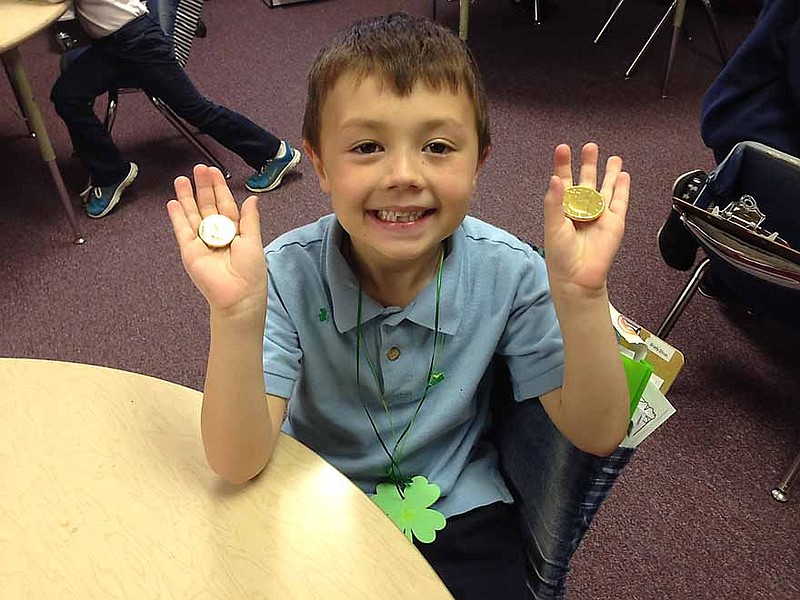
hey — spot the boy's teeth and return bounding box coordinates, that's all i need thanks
[376,210,427,222]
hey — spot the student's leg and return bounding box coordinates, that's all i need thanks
[50,45,130,186]
[415,502,530,600]
[111,16,281,168]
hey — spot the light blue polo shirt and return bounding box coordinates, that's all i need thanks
[263,214,564,517]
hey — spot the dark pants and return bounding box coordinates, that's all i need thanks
[416,502,530,600]
[50,14,280,186]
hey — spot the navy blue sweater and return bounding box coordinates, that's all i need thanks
[701,0,800,162]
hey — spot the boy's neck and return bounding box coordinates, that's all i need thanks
[345,238,444,308]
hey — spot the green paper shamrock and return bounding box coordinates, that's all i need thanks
[372,475,447,543]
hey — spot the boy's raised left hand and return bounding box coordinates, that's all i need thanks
[542,143,629,300]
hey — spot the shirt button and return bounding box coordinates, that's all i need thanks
[386,347,401,361]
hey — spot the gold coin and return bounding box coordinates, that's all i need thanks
[198,214,237,248]
[562,186,605,222]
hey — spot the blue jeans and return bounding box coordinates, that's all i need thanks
[51,14,280,186]
[491,358,635,599]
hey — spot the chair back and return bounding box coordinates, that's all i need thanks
[674,141,800,311]
[60,0,204,71]
[490,357,635,600]
[147,0,204,68]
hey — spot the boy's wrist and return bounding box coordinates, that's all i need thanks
[210,302,266,334]
[549,282,609,313]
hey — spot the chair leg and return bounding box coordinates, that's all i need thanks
[104,90,119,132]
[625,0,676,79]
[656,257,712,340]
[772,451,800,502]
[147,94,232,179]
[594,0,626,44]
[698,0,728,65]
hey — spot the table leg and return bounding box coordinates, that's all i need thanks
[2,58,35,138]
[459,0,469,41]
[2,48,85,244]
[661,0,687,99]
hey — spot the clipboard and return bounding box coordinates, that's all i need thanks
[610,303,684,395]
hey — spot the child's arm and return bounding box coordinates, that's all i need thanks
[538,143,631,456]
[167,165,284,484]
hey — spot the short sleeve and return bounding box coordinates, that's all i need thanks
[496,250,564,401]
[263,263,303,399]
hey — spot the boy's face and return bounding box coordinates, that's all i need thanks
[306,72,484,267]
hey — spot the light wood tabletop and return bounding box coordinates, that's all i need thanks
[0,0,70,53]
[0,358,453,599]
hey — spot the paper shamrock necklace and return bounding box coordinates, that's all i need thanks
[354,245,447,544]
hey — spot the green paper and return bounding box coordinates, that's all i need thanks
[620,353,653,418]
[372,475,447,543]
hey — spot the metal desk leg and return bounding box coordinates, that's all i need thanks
[2,48,85,245]
[459,0,469,41]
[2,55,35,138]
[594,0,626,44]
[625,0,676,80]
[772,451,800,503]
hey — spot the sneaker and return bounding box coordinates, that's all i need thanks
[246,141,301,193]
[84,162,138,218]
[657,169,707,271]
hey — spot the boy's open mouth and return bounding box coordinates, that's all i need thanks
[371,209,434,223]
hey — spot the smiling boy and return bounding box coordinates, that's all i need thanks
[168,13,630,599]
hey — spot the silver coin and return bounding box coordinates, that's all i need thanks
[198,214,237,248]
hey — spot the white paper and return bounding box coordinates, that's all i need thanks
[620,379,677,448]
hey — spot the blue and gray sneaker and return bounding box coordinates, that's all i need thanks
[245,141,301,193]
[83,162,139,219]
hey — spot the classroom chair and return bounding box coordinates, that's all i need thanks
[59,0,230,178]
[492,345,636,597]
[656,140,800,503]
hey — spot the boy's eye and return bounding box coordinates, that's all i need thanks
[424,141,452,154]
[353,142,381,154]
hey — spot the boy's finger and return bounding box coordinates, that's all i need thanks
[173,175,202,231]
[578,143,599,189]
[554,144,573,187]
[543,175,567,235]
[209,167,240,223]
[238,195,263,242]
[193,164,221,219]
[608,171,630,219]
[166,198,198,249]
[600,155,623,201]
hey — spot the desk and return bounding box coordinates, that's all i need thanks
[1,0,84,244]
[0,358,453,599]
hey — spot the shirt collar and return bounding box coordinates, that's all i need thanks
[326,219,465,336]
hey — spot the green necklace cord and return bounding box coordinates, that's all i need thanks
[355,247,445,497]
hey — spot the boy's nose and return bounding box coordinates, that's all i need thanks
[385,151,424,189]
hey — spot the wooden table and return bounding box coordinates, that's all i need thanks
[0,358,453,599]
[0,0,84,244]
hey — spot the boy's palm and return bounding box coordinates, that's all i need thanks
[543,144,629,296]
[167,165,267,313]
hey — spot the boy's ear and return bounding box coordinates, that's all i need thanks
[302,139,331,194]
[473,145,491,186]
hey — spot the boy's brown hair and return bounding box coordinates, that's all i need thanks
[302,13,491,161]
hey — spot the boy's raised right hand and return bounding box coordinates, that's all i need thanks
[167,164,267,316]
